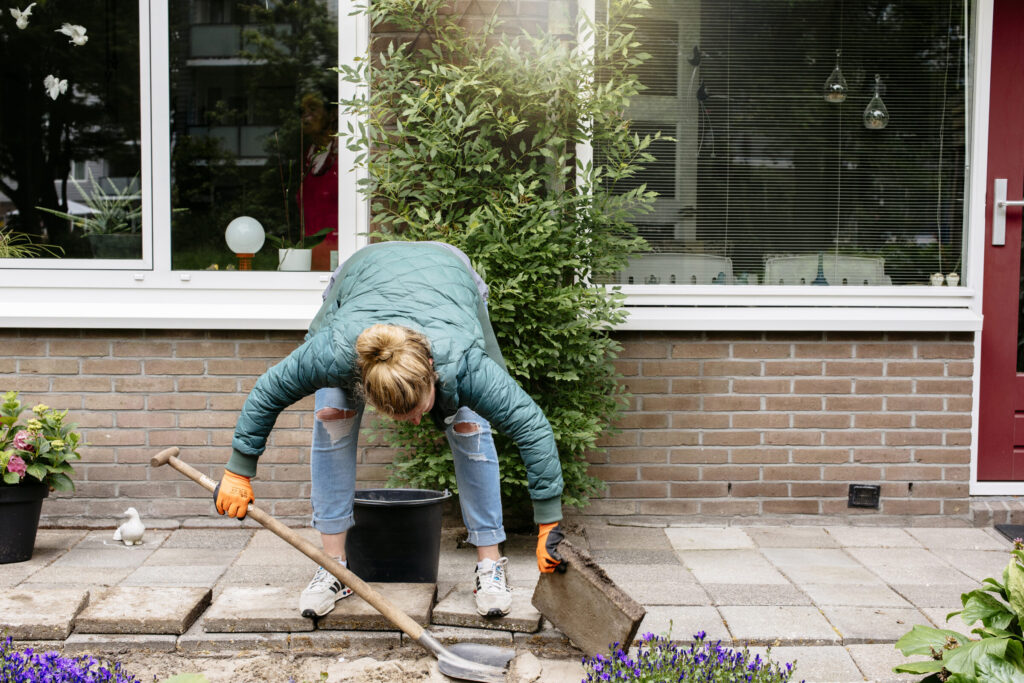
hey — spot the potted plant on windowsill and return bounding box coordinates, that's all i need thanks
[0,391,82,564]
[37,172,142,259]
[266,226,332,271]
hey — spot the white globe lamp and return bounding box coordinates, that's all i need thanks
[225,216,265,271]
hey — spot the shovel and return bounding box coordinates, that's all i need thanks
[151,447,513,683]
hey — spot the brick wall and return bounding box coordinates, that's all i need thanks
[1,328,975,527]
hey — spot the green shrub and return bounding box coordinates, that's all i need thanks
[338,0,660,517]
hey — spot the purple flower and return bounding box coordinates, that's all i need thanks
[12,430,34,452]
[6,455,26,478]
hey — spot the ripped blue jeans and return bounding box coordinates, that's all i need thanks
[310,386,506,547]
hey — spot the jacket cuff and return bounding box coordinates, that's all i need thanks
[531,496,562,525]
[226,448,259,478]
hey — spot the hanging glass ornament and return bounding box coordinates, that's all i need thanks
[863,74,889,130]
[823,50,847,103]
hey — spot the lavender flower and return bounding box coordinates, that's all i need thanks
[1,636,142,682]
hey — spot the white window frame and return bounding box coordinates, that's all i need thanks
[0,0,986,333]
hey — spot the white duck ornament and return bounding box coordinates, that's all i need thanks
[113,507,145,546]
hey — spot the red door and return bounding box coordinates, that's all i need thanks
[978,0,1024,480]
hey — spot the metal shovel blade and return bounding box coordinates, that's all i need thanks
[420,632,512,683]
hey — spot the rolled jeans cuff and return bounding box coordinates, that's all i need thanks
[312,512,355,535]
[465,527,505,547]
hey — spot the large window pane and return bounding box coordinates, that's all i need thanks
[0,1,141,261]
[169,0,339,272]
[602,0,969,287]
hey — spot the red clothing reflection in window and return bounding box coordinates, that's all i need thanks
[300,138,338,271]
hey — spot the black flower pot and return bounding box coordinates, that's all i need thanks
[0,482,49,564]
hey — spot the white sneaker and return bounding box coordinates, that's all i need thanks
[299,563,353,618]
[474,557,512,618]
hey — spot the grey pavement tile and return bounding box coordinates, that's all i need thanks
[820,606,927,644]
[681,550,791,585]
[201,585,314,633]
[706,583,812,606]
[0,589,89,640]
[921,606,972,630]
[75,586,211,635]
[19,566,132,588]
[161,528,255,549]
[317,582,436,631]
[287,629,402,654]
[719,606,840,646]
[824,527,923,548]
[432,583,541,632]
[905,528,1008,551]
[33,529,89,551]
[584,524,672,550]
[761,547,882,585]
[246,527,321,549]
[51,538,164,569]
[0,554,56,587]
[533,658,587,683]
[846,643,922,682]
[747,527,838,548]
[665,527,754,550]
[599,562,699,586]
[217,563,320,587]
[614,580,709,606]
[891,583,974,609]
[70,530,170,550]
[177,619,292,653]
[747,645,860,683]
[422,624,515,646]
[801,582,911,607]
[142,547,239,566]
[846,548,972,585]
[63,633,177,654]
[949,550,1012,583]
[634,605,730,644]
[121,564,229,587]
[589,549,682,565]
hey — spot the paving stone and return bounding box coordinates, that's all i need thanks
[177,619,292,652]
[318,583,436,631]
[589,549,681,565]
[905,528,1008,551]
[680,550,791,584]
[665,527,754,550]
[747,645,861,683]
[245,527,321,549]
[611,579,708,606]
[719,606,840,646]
[891,582,974,609]
[17,567,132,588]
[584,525,672,550]
[34,528,89,548]
[50,541,160,569]
[846,548,972,585]
[801,582,911,607]
[432,583,541,632]
[217,563,315,587]
[289,629,403,654]
[949,550,1011,583]
[761,548,886,585]
[511,624,579,657]
[847,643,924,682]
[705,583,812,606]
[122,564,229,587]
[69,530,171,551]
[0,589,89,639]
[599,562,699,586]
[0,557,50,587]
[820,606,926,644]
[535,658,587,683]
[200,585,313,633]
[422,624,514,647]
[161,528,254,549]
[921,607,975,630]
[64,633,177,654]
[142,547,239,566]
[75,586,211,635]
[634,605,730,645]
[824,527,922,548]
[747,527,838,548]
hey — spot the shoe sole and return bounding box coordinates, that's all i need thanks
[301,588,353,618]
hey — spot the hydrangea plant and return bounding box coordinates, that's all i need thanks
[0,391,82,490]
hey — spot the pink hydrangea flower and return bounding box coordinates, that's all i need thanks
[6,455,27,478]
[12,429,34,452]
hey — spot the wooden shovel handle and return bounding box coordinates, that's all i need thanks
[149,447,426,640]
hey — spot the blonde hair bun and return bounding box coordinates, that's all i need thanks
[356,324,437,416]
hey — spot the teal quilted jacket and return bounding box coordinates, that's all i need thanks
[227,241,563,523]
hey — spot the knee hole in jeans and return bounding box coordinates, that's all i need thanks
[317,408,356,421]
[317,408,357,441]
[454,421,479,434]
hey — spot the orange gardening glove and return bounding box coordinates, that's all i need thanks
[537,522,566,574]
[214,470,254,519]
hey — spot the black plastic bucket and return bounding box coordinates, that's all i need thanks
[345,488,451,582]
[0,483,49,564]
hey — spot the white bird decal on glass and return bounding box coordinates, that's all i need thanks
[56,22,87,46]
[9,3,36,29]
[112,507,146,546]
[43,74,67,100]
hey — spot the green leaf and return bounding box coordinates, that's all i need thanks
[895,624,972,657]
[3,471,20,484]
[25,464,47,481]
[976,654,1024,682]
[944,637,1013,676]
[48,473,74,492]
[962,590,1016,630]
[1007,559,1024,621]
[894,659,945,674]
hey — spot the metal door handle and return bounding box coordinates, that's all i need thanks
[993,178,1024,246]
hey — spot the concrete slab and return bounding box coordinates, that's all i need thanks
[747,645,861,683]
[142,547,238,566]
[75,586,211,635]
[820,606,927,644]
[534,657,586,683]
[201,585,313,633]
[0,589,89,639]
[905,528,1008,551]
[891,582,974,609]
[719,606,840,646]
[847,643,923,682]
[747,527,838,548]
[423,624,515,646]
[0,556,51,587]
[598,562,699,585]
[846,548,972,585]
[665,527,754,551]
[611,580,708,606]
[63,633,177,654]
[584,525,672,550]
[161,528,254,549]
[16,566,131,588]
[761,547,885,585]
[801,582,911,607]
[589,549,681,565]
[705,583,812,606]
[217,563,316,588]
[634,605,729,645]
[824,527,922,548]
[51,539,161,569]
[177,619,292,653]
[921,607,975,631]
[122,564,229,587]
[318,583,436,631]
[432,583,541,632]
[950,550,1011,583]
[679,550,791,584]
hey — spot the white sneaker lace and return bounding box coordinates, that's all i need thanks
[308,565,337,592]
[482,558,509,593]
